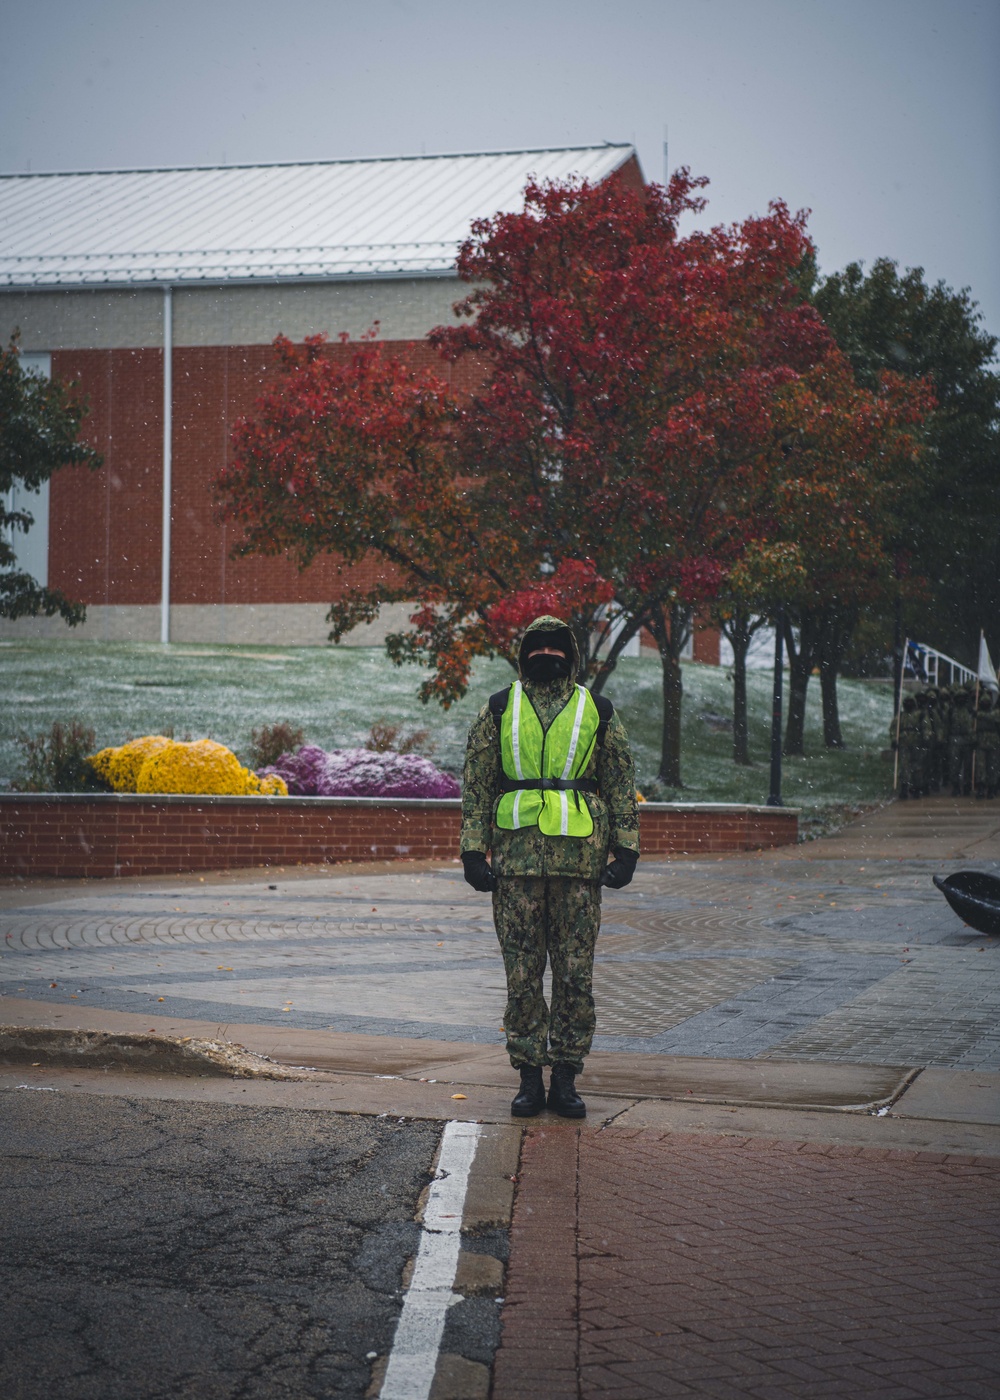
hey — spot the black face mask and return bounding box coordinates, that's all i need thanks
[523,652,572,683]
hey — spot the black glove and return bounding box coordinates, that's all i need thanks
[462,851,497,893]
[600,847,638,889]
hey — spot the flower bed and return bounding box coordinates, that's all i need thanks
[89,737,287,797]
[261,745,460,799]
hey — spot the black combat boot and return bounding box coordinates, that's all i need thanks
[511,1065,545,1117]
[547,1063,586,1118]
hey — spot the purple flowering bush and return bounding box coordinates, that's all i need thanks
[260,745,460,799]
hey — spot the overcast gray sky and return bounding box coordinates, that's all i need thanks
[2,0,998,342]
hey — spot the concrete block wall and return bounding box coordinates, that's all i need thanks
[1,797,798,879]
[1,278,465,353]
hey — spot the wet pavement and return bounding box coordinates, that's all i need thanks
[2,798,999,1072]
[2,795,999,1398]
[496,1121,1000,1400]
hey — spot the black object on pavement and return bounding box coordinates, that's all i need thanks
[933,870,1000,936]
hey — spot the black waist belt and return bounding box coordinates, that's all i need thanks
[501,777,599,794]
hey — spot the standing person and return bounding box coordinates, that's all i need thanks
[460,615,640,1119]
[893,695,919,799]
[925,688,946,793]
[948,688,975,796]
[974,689,999,798]
[913,689,932,797]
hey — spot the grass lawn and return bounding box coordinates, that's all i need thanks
[0,640,895,829]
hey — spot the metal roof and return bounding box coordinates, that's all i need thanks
[0,145,636,289]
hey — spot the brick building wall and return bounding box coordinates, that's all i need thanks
[42,337,484,619]
[0,153,721,657]
[0,277,471,642]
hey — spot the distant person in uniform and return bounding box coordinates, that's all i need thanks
[949,688,975,796]
[894,694,919,799]
[460,615,639,1119]
[975,689,999,798]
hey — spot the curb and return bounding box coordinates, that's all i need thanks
[0,1025,317,1079]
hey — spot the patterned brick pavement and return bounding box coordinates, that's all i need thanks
[3,855,999,1068]
[494,1125,1000,1399]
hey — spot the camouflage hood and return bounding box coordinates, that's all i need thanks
[516,614,580,687]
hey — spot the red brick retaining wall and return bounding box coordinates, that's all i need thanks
[0,796,798,879]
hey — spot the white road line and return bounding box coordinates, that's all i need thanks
[379,1119,483,1400]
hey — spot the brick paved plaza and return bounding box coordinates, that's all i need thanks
[497,1124,999,1399]
[2,801,999,1071]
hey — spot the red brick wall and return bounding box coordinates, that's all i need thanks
[47,340,484,609]
[692,625,721,665]
[613,154,646,190]
[50,350,164,605]
[639,619,722,663]
[640,804,797,855]
[1,798,797,879]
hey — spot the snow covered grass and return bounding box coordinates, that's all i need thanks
[0,640,895,823]
[616,654,895,834]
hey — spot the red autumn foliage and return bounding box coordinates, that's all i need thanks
[485,559,614,654]
[218,171,932,783]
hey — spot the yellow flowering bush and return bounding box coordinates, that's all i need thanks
[88,737,288,797]
[89,735,172,792]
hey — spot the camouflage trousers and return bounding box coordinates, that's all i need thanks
[949,739,973,794]
[492,876,601,1074]
[974,745,999,795]
[897,745,916,794]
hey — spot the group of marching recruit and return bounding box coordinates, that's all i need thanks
[892,682,1000,799]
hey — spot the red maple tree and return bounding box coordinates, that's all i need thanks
[219,171,929,787]
[766,352,934,754]
[427,173,834,783]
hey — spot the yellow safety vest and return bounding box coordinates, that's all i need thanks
[495,682,600,838]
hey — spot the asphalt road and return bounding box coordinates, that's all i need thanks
[0,1091,451,1400]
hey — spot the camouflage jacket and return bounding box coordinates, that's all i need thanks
[460,616,640,880]
[895,709,920,749]
[949,705,975,743]
[976,703,1000,751]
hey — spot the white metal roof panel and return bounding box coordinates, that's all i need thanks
[0,146,636,288]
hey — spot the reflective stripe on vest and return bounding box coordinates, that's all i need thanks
[496,682,600,837]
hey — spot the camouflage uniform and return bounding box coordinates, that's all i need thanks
[974,691,999,798]
[948,690,975,796]
[893,696,920,798]
[913,691,933,796]
[461,615,639,1073]
[925,689,947,792]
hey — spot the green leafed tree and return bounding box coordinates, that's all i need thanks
[814,260,1000,667]
[0,335,102,624]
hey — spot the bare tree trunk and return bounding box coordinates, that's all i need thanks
[783,611,820,757]
[818,608,854,749]
[648,604,688,787]
[721,605,758,766]
[589,604,643,697]
[659,652,683,787]
[733,645,750,765]
[819,664,843,749]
